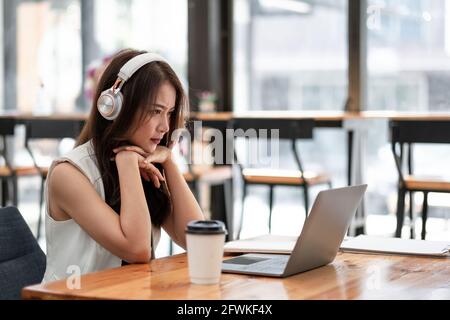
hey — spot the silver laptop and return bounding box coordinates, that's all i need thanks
[221,185,367,278]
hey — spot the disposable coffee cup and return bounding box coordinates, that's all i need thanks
[185,220,227,285]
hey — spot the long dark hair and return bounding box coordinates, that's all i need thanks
[77,49,188,227]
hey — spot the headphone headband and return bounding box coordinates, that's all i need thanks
[117,52,167,82]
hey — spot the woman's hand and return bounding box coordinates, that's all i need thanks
[114,148,165,188]
[113,144,175,188]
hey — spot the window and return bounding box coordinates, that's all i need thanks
[367,0,450,111]
[234,0,348,111]
[16,0,82,113]
[93,0,188,89]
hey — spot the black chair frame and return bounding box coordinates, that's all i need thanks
[232,118,332,238]
[391,120,450,240]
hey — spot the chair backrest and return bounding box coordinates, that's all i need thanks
[390,120,450,144]
[0,118,16,136]
[24,119,83,141]
[232,118,314,140]
[390,120,450,181]
[0,206,46,299]
[231,118,315,172]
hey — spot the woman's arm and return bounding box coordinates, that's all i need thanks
[111,144,205,249]
[161,157,205,249]
[48,151,163,263]
[115,151,152,259]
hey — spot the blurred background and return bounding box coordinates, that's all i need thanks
[0,0,449,258]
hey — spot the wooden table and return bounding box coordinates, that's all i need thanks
[22,252,450,300]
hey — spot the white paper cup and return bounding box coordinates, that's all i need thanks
[186,220,227,285]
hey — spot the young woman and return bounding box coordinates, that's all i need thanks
[42,49,204,282]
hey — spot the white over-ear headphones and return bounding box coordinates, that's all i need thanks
[97,52,168,121]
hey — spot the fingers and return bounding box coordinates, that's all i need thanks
[144,166,161,189]
[140,167,162,188]
[113,146,165,188]
[139,168,151,182]
[151,174,161,189]
[138,161,165,188]
[146,163,165,182]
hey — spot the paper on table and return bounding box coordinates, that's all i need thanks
[224,234,450,257]
[224,235,297,254]
[340,235,450,257]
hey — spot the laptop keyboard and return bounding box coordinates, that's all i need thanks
[223,256,269,265]
[223,255,290,274]
[249,257,288,272]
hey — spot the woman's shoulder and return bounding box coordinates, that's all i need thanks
[49,161,89,190]
[47,159,99,222]
[63,140,96,163]
[52,140,97,172]
[48,157,92,189]
[49,139,101,185]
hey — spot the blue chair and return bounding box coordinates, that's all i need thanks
[0,206,46,299]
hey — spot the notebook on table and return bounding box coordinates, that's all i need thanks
[224,235,297,254]
[340,235,450,257]
[225,234,450,257]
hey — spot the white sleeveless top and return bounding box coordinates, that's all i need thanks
[42,140,161,283]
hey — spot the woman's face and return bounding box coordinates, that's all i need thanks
[129,81,176,153]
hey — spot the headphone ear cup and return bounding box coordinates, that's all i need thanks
[112,91,123,120]
[97,89,123,121]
